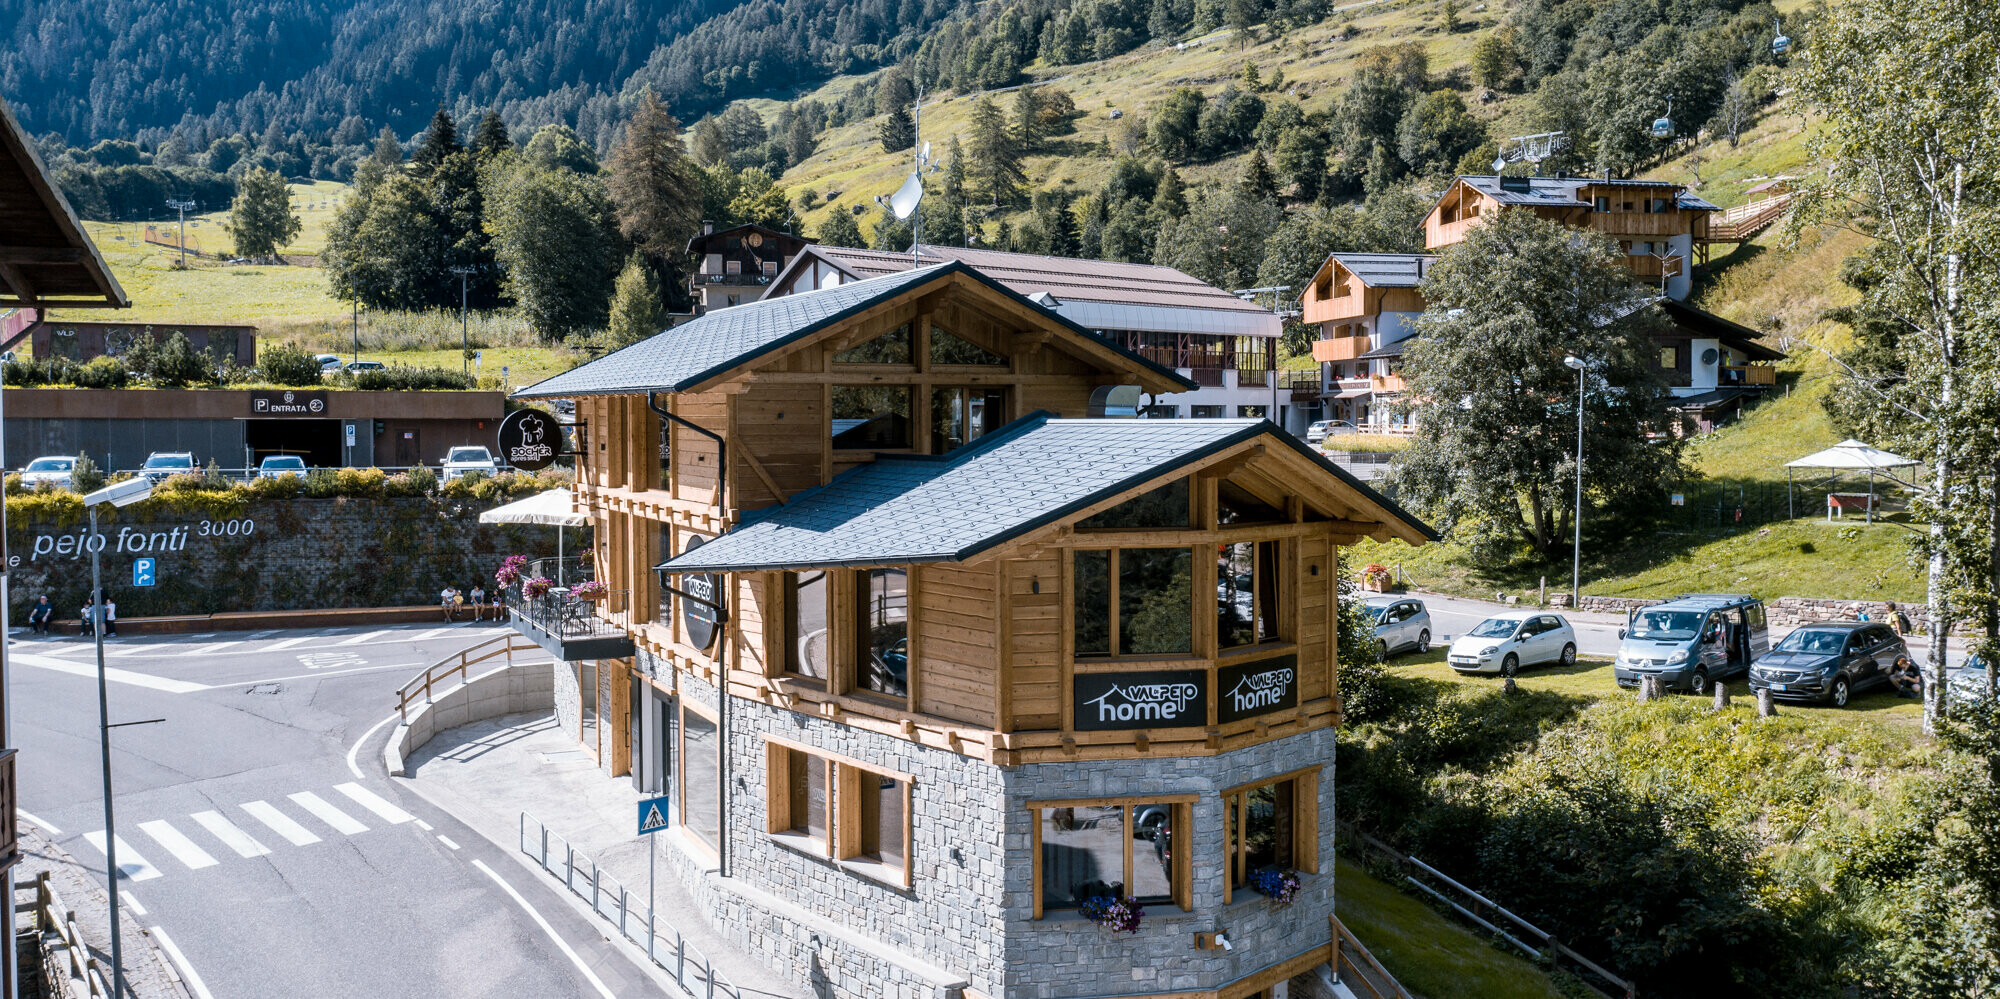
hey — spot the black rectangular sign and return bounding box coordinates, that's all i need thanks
[1072,670,1207,731]
[249,389,328,417]
[1216,654,1299,724]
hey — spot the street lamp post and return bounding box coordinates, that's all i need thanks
[1563,355,1587,609]
[80,475,154,999]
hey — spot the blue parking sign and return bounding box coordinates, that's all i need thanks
[133,558,156,587]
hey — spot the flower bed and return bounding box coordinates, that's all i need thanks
[1248,868,1301,904]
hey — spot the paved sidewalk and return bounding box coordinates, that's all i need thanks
[16,824,193,999]
[400,712,800,999]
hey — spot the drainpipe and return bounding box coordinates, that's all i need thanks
[646,391,730,878]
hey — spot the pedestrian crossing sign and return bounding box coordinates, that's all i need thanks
[637,796,670,835]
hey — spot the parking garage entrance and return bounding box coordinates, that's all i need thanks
[244,418,343,467]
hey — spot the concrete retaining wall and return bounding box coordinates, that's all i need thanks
[387,661,554,776]
[1577,594,1939,632]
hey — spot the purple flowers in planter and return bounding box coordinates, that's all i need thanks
[522,576,554,598]
[1249,868,1302,904]
[1074,881,1143,933]
[571,580,608,600]
[495,555,527,587]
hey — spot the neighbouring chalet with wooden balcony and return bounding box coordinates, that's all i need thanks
[1295,176,1783,434]
[1425,175,1722,301]
[688,222,815,313]
[511,260,1434,999]
[763,244,1302,431]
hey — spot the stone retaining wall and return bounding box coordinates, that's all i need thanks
[1576,594,1941,632]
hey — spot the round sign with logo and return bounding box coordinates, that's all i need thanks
[678,536,722,651]
[747,232,764,248]
[497,409,559,472]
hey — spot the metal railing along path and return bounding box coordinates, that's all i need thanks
[1329,915,1414,999]
[519,811,739,999]
[395,633,545,721]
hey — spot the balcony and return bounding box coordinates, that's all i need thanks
[1721,364,1777,387]
[1371,373,1407,393]
[1277,369,1322,399]
[696,271,774,286]
[1311,335,1369,363]
[503,556,635,661]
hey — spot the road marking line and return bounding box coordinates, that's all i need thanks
[17,809,59,835]
[183,641,242,656]
[138,820,219,870]
[415,627,462,640]
[239,801,321,846]
[247,630,281,639]
[437,835,460,850]
[334,782,414,824]
[119,890,146,915]
[415,819,433,832]
[470,860,617,999]
[190,810,270,857]
[106,646,148,658]
[264,636,317,650]
[345,710,402,780]
[81,831,162,881]
[288,791,368,835]
[338,630,387,646]
[150,926,216,999]
[9,652,207,694]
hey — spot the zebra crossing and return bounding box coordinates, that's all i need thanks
[12,623,512,660]
[80,782,417,881]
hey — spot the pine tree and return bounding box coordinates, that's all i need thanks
[1148,0,1175,41]
[1240,150,1278,201]
[411,109,461,177]
[1012,87,1046,153]
[814,205,867,248]
[371,126,403,169]
[1241,61,1263,91]
[878,70,916,153]
[471,111,512,160]
[1045,195,1080,257]
[942,136,968,204]
[599,254,667,354]
[605,90,702,280]
[968,97,1024,206]
[225,166,300,259]
[431,149,502,307]
[1153,167,1188,218]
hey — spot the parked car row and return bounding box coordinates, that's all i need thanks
[314,354,386,375]
[14,444,504,487]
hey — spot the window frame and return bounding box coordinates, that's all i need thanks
[780,569,833,688]
[851,567,910,705]
[763,735,915,888]
[1071,547,1199,660]
[830,384,915,451]
[1218,538,1283,651]
[1220,767,1320,905]
[1029,796,1196,919]
[678,699,723,861]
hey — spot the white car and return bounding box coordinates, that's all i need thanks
[258,455,308,479]
[1446,610,1578,675]
[1307,420,1355,445]
[440,445,497,481]
[19,455,77,489]
[315,354,344,373]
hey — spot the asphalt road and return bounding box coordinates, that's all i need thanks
[8,621,670,999]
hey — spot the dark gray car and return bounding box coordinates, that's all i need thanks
[1748,621,1909,707]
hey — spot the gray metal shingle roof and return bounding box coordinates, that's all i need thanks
[1329,252,1439,289]
[659,414,1432,572]
[515,259,1195,399]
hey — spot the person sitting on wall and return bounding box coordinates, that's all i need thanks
[1890,656,1923,699]
[27,595,52,636]
[440,585,459,623]
[469,584,487,622]
[79,598,94,638]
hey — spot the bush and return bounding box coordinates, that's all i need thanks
[333,467,387,498]
[71,452,105,493]
[386,464,439,495]
[73,355,130,388]
[342,365,475,391]
[302,467,341,498]
[127,331,212,387]
[258,342,325,386]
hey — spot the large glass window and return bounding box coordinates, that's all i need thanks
[1218,480,1284,525]
[1072,548,1194,657]
[930,387,1008,453]
[784,570,831,682]
[833,324,911,364]
[831,387,912,449]
[1034,802,1184,915]
[856,569,909,699]
[1080,480,1190,529]
[1223,773,1317,900]
[930,325,1005,365]
[860,772,907,870]
[1218,540,1282,648]
[681,705,722,850]
[784,748,829,850]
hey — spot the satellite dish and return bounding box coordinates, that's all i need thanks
[1701,347,1719,365]
[888,172,924,220]
[921,141,932,160]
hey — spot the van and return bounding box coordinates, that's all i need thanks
[1614,593,1770,695]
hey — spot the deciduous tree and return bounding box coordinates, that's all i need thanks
[225,166,300,259]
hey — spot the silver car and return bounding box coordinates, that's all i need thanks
[1365,596,1432,659]
[19,455,77,489]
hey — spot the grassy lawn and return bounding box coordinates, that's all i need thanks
[1336,858,1568,999]
[368,346,583,389]
[80,221,347,325]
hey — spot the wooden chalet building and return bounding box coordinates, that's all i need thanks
[512,260,1433,999]
[688,222,814,313]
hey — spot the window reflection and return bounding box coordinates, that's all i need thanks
[832,386,911,449]
[833,324,911,364]
[857,569,908,698]
[930,387,1007,453]
[1119,548,1193,656]
[681,707,721,849]
[861,773,906,869]
[786,570,830,681]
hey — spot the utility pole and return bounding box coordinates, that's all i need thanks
[164,199,196,269]
[449,266,476,376]
[351,300,361,366]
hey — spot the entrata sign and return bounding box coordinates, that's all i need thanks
[1217,654,1298,724]
[677,535,721,651]
[1072,670,1207,731]
[498,409,559,472]
[249,389,327,416]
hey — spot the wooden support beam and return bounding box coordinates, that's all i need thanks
[0,246,86,264]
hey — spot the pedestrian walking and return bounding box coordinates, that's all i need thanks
[102,595,118,637]
[27,595,52,635]
[469,584,487,622]
[440,585,459,622]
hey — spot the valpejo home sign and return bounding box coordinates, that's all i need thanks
[1216,654,1298,724]
[250,389,327,416]
[1073,669,1207,731]
[498,408,559,472]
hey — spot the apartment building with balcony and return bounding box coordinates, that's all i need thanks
[765,244,1301,430]
[688,222,814,312]
[510,260,1434,999]
[1297,253,1436,432]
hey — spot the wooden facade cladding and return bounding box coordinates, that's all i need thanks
[1422,179,1714,253]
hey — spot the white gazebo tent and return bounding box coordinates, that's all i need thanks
[1784,439,1921,523]
[479,488,587,582]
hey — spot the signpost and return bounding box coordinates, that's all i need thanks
[637,795,671,928]
[131,558,155,587]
